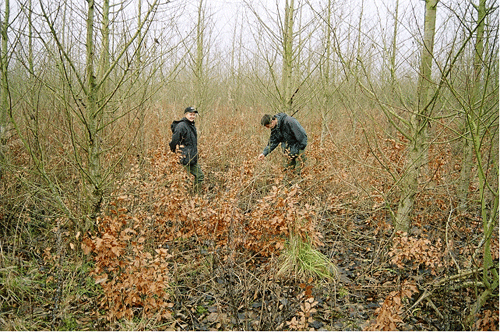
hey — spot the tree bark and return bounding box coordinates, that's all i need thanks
[390,0,399,91]
[282,0,295,114]
[320,0,333,147]
[458,0,486,212]
[0,0,9,177]
[195,0,206,110]
[85,0,103,225]
[394,0,438,233]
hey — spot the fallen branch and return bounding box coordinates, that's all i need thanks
[406,267,486,316]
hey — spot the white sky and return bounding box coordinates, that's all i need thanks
[192,0,425,61]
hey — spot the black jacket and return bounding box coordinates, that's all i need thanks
[169,118,199,166]
[262,112,307,157]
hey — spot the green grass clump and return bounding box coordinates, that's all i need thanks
[277,233,338,282]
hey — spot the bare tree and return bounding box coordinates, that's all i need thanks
[307,0,343,146]
[0,0,9,177]
[178,0,217,114]
[195,0,206,108]
[245,0,318,115]
[281,0,295,113]
[457,0,487,212]
[8,0,170,231]
[390,0,400,91]
[353,0,491,233]
[319,0,334,146]
[393,0,439,232]
[441,0,498,324]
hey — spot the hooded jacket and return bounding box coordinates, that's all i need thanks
[169,117,199,166]
[262,112,307,157]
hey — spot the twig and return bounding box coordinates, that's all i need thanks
[409,289,431,312]
[257,277,270,330]
[407,267,485,316]
[365,229,399,274]
[51,219,65,330]
[433,267,484,287]
[426,297,444,319]
[445,187,460,271]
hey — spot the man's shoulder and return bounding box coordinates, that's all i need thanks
[173,119,189,128]
[171,119,185,134]
[275,112,287,121]
[282,115,297,126]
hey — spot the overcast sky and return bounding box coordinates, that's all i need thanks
[181,0,426,59]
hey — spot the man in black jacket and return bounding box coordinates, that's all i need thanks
[169,106,204,191]
[258,113,307,174]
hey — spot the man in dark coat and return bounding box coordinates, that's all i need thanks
[169,106,204,191]
[258,112,307,174]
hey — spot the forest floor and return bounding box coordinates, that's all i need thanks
[3,197,496,331]
[98,212,495,331]
[1,128,498,331]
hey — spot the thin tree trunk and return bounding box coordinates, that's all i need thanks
[99,0,110,95]
[458,0,486,212]
[354,0,364,93]
[394,0,438,233]
[464,0,499,325]
[27,0,33,76]
[136,0,147,155]
[0,0,9,177]
[0,0,8,119]
[195,0,205,109]
[85,0,102,225]
[390,0,399,91]
[282,0,294,114]
[320,0,333,147]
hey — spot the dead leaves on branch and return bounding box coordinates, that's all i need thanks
[83,146,324,322]
[389,232,447,275]
[82,213,174,322]
[75,126,496,328]
[366,280,419,331]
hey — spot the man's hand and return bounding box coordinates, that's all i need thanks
[258,153,266,161]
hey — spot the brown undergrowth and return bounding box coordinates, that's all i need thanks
[1,111,498,330]
[81,142,326,324]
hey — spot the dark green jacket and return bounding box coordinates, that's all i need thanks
[263,113,307,157]
[169,118,199,166]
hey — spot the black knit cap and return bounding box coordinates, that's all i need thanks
[184,106,198,114]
